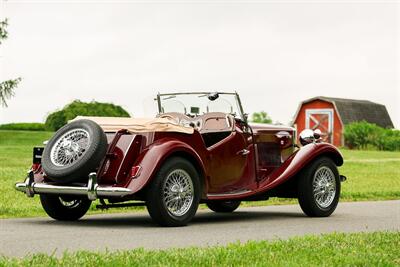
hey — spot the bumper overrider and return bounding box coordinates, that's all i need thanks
[15,170,133,200]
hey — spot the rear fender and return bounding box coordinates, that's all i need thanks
[126,138,207,195]
[261,142,343,190]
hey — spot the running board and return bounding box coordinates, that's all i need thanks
[15,170,133,201]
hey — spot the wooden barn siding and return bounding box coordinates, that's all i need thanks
[294,100,343,147]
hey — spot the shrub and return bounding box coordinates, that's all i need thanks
[380,129,400,151]
[45,110,66,132]
[344,121,400,151]
[45,100,130,131]
[0,122,46,131]
[251,111,272,124]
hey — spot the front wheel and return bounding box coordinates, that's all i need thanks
[40,194,92,221]
[297,157,340,217]
[145,157,201,227]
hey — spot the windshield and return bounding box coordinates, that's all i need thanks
[157,92,245,120]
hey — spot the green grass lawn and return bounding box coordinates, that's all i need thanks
[1,231,399,266]
[0,130,399,218]
[339,149,400,200]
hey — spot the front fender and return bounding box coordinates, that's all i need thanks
[260,142,343,190]
[126,138,206,194]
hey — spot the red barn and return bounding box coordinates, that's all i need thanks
[292,96,394,147]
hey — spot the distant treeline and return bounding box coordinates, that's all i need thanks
[0,122,46,131]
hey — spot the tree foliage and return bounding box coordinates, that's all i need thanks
[0,18,21,107]
[0,19,9,43]
[344,121,400,151]
[0,78,22,107]
[251,111,272,124]
[45,100,131,131]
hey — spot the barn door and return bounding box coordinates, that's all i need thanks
[305,109,334,143]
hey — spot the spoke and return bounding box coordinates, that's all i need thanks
[50,129,90,167]
[312,166,337,208]
[162,169,194,216]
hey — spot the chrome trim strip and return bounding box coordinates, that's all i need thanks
[207,190,252,198]
[15,172,132,200]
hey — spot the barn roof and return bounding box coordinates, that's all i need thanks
[294,96,394,128]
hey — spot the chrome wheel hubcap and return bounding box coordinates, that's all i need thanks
[50,129,90,167]
[163,169,194,217]
[312,166,336,208]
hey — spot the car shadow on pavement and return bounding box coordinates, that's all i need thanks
[17,210,305,228]
[192,211,304,224]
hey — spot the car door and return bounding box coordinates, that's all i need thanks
[207,123,256,194]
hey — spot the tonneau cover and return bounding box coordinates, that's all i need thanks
[71,116,194,134]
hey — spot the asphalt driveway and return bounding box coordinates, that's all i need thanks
[1,200,399,257]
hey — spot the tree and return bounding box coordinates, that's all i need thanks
[251,111,272,124]
[45,100,131,131]
[0,19,21,107]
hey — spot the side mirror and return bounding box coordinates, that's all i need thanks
[207,92,219,101]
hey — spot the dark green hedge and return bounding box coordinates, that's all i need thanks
[45,100,130,131]
[0,122,46,131]
[344,121,400,151]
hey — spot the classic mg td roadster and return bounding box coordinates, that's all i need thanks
[16,92,346,226]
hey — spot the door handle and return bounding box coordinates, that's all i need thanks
[237,149,250,156]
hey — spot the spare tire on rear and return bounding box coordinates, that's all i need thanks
[41,119,107,184]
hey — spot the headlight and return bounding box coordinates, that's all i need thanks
[299,129,316,146]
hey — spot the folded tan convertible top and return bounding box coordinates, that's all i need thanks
[71,116,194,134]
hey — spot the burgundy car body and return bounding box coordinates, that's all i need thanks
[24,92,343,204]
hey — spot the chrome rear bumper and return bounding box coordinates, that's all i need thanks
[15,171,132,200]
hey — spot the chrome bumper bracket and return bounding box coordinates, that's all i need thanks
[15,171,132,200]
[25,170,35,197]
[87,172,98,201]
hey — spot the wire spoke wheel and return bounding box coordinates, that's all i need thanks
[298,157,341,217]
[312,166,336,208]
[40,194,92,221]
[162,169,194,217]
[50,129,91,167]
[42,119,107,184]
[146,157,200,226]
